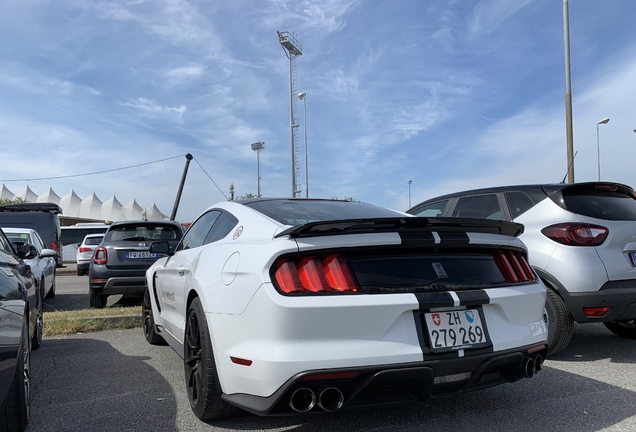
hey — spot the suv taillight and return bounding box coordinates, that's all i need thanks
[541,223,608,246]
[50,242,57,251]
[273,254,359,294]
[93,247,108,265]
[79,247,92,253]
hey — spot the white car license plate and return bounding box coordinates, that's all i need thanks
[126,251,157,259]
[424,309,490,352]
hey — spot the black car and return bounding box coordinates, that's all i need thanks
[88,220,184,308]
[0,227,39,431]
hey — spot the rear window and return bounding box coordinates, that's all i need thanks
[105,224,181,242]
[243,199,404,225]
[84,236,103,246]
[561,189,636,221]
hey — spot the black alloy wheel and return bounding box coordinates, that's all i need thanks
[184,297,237,420]
[142,288,165,345]
[31,284,43,350]
[2,317,31,431]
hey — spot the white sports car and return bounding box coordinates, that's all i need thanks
[143,198,548,419]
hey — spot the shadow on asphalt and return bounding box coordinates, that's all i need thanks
[28,337,176,432]
[44,294,142,313]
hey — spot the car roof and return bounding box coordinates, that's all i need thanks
[83,233,104,238]
[407,181,634,211]
[1,227,35,234]
[108,220,182,227]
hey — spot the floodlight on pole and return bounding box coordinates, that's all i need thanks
[278,31,303,197]
[596,118,609,181]
[251,142,265,197]
[298,92,308,198]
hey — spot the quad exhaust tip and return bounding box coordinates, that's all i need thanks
[289,388,316,413]
[318,387,344,412]
[289,387,345,413]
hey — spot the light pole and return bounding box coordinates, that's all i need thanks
[251,142,265,197]
[596,118,609,181]
[298,92,308,198]
[563,0,575,183]
[408,180,412,208]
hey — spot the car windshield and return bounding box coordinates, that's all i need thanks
[5,232,32,245]
[242,199,406,226]
[105,225,180,242]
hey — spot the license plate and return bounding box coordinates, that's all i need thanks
[125,251,157,259]
[424,309,490,352]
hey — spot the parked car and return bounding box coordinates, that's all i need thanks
[89,220,184,308]
[4,227,57,300]
[407,181,636,355]
[0,203,63,267]
[0,227,40,431]
[143,198,547,420]
[76,233,104,276]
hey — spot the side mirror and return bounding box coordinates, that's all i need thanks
[149,241,171,255]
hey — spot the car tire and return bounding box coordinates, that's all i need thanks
[77,268,84,276]
[31,284,43,351]
[45,272,56,298]
[545,288,574,356]
[89,291,106,309]
[143,288,165,345]
[2,316,31,432]
[184,297,238,420]
[603,320,636,338]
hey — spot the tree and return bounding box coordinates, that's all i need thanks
[0,197,29,205]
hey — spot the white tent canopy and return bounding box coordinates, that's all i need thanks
[1,184,169,221]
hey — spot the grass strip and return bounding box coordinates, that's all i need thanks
[44,306,143,336]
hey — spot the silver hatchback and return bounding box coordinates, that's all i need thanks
[407,182,636,355]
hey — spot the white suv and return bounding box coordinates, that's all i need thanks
[76,233,104,276]
[408,182,636,355]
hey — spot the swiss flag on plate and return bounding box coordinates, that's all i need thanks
[432,313,441,326]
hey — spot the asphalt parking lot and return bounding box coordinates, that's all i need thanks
[27,274,636,432]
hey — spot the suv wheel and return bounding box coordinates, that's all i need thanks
[603,320,636,338]
[90,291,106,309]
[545,288,574,356]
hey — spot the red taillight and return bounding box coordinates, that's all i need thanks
[541,223,608,246]
[93,247,107,265]
[495,250,536,283]
[50,242,57,251]
[583,306,611,317]
[273,254,359,294]
[79,247,92,253]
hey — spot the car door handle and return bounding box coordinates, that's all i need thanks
[177,266,185,276]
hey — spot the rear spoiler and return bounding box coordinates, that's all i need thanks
[275,217,524,239]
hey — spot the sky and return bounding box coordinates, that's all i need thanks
[1,0,636,222]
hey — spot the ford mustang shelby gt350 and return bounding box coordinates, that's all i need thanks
[143,198,548,419]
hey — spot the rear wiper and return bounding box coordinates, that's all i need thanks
[121,236,147,241]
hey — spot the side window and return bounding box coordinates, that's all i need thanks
[411,200,449,217]
[179,211,221,251]
[505,191,536,219]
[204,212,239,245]
[451,194,501,219]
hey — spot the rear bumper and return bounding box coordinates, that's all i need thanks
[564,285,636,322]
[223,344,548,416]
[89,276,146,297]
